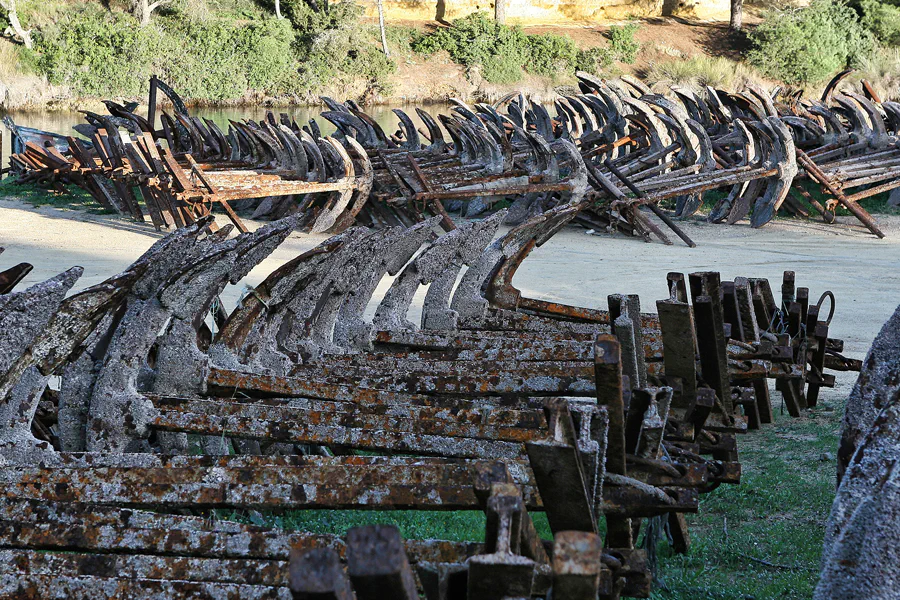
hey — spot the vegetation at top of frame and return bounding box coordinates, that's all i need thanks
[746,0,900,89]
[411,12,640,84]
[0,0,398,104]
[33,5,299,101]
[0,1,642,104]
[9,0,900,105]
[747,0,876,85]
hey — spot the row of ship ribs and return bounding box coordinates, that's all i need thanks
[0,202,859,598]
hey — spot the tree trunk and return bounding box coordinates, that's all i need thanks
[730,0,742,31]
[132,0,169,26]
[376,0,390,57]
[0,0,33,49]
[275,0,283,19]
[495,0,506,24]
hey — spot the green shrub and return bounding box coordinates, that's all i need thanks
[748,0,876,85]
[412,12,530,83]
[282,1,396,95]
[281,0,363,43]
[382,25,419,55]
[608,22,640,64]
[860,0,900,46]
[575,47,614,74]
[35,6,159,97]
[158,18,299,100]
[412,12,632,83]
[301,26,397,94]
[525,33,578,78]
[34,5,298,101]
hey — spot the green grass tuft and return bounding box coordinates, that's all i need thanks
[0,178,113,213]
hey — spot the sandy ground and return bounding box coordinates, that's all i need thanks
[1,198,898,366]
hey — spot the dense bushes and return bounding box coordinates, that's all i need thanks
[18,1,645,103]
[748,0,876,85]
[28,1,402,102]
[281,0,362,41]
[860,0,900,46]
[412,12,532,83]
[34,6,299,100]
[608,23,640,64]
[412,12,639,84]
[524,33,579,78]
[35,7,160,97]
[19,1,650,103]
[300,26,397,96]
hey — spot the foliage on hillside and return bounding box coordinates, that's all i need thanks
[411,13,640,84]
[748,0,875,85]
[34,5,299,100]
[0,1,645,103]
[7,0,900,103]
[1,0,397,104]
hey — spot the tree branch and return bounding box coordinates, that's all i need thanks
[147,0,172,13]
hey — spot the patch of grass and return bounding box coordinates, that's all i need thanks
[0,39,24,80]
[645,56,763,93]
[0,178,111,213]
[653,406,841,599]
[856,193,900,215]
[849,47,900,101]
[221,508,554,543]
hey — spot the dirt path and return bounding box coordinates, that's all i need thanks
[1,198,897,360]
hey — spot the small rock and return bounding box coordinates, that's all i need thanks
[585,229,595,235]
[820,451,835,462]
[889,187,900,207]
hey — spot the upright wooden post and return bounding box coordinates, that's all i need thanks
[730,0,742,30]
[376,0,390,57]
[495,0,507,24]
[148,76,159,137]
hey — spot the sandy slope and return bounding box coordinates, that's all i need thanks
[1,197,898,361]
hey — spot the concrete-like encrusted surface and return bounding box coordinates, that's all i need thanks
[838,304,900,480]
